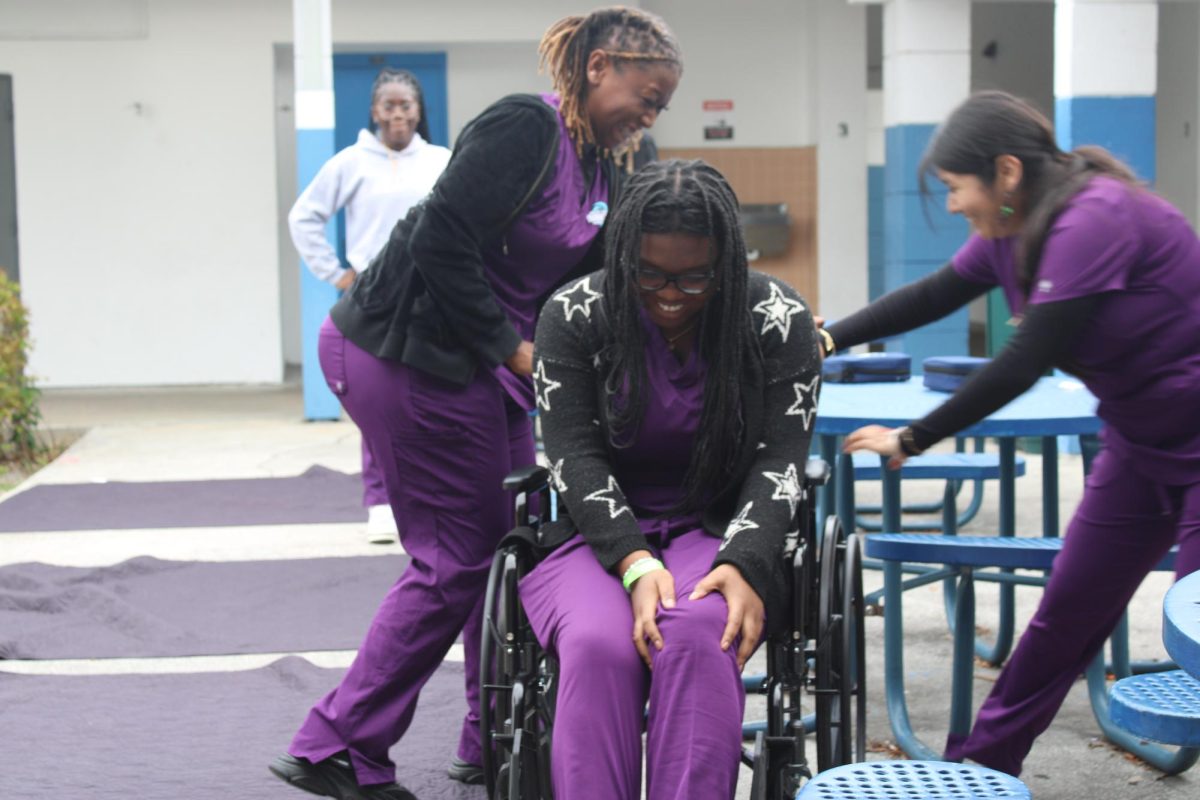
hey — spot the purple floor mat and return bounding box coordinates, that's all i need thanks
[0,656,484,800]
[0,465,364,532]
[0,555,408,659]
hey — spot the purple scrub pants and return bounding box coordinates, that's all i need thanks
[360,440,389,509]
[946,448,1200,776]
[519,527,746,800]
[289,317,534,785]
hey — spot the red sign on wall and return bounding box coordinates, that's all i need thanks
[703,99,735,141]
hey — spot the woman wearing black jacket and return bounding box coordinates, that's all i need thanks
[270,9,682,800]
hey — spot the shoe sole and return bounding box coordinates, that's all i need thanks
[270,759,336,798]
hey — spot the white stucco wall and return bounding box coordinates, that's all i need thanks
[0,0,598,387]
[0,0,293,387]
[1157,0,1200,227]
[644,0,816,148]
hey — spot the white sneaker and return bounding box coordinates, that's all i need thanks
[366,504,400,545]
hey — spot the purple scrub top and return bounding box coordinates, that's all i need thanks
[953,176,1200,484]
[610,309,708,523]
[489,94,610,408]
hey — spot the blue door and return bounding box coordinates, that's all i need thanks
[301,52,447,420]
[331,53,449,263]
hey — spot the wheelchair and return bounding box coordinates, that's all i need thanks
[479,459,865,800]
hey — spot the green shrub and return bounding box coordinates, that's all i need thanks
[0,273,44,467]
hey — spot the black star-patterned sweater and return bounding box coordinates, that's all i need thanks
[533,269,822,618]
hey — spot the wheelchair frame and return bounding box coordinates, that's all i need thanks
[480,461,865,800]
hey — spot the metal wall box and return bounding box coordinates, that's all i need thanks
[741,203,791,260]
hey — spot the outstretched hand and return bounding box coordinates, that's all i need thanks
[689,564,764,671]
[842,424,908,470]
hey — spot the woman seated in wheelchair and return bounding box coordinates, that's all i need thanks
[525,158,821,799]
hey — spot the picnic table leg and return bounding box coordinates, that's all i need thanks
[836,449,857,538]
[819,434,838,529]
[953,436,989,528]
[1079,432,1101,476]
[968,439,1018,666]
[1041,436,1059,538]
[949,567,977,741]
[881,456,902,534]
[882,558,942,760]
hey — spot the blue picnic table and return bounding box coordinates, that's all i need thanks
[1166,570,1200,682]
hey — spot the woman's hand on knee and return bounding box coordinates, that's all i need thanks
[690,564,764,671]
[630,568,676,669]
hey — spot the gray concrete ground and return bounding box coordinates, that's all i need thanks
[3,383,1194,798]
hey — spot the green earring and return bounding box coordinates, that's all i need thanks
[1000,204,1015,218]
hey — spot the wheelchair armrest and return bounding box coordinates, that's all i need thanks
[804,457,831,487]
[502,464,551,493]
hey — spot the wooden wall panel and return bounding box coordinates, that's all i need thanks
[659,147,818,305]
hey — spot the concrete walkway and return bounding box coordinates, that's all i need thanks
[2,383,1193,798]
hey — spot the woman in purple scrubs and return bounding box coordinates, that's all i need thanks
[526,159,822,799]
[270,9,682,800]
[826,90,1200,776]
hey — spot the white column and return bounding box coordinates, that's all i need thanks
[881,0,970,362]
[1055,0,1158,183]
[292,0,340,420]
[815,0,868,322]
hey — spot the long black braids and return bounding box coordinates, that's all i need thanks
[368,67,431,142]
[599,159,761,513]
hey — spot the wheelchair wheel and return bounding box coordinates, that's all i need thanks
[480,543,555,800]
[481,548,513,799]
[815,517,866,770]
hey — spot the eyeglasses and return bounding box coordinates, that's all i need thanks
[634,267,715,295]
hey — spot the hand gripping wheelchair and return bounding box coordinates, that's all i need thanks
[479,459,866,800]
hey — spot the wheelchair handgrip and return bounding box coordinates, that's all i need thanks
[502,464,551,493]
[804,457,831,487]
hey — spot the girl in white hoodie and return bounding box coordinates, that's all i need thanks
[289,68,451,543]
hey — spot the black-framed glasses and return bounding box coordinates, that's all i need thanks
[634,267,715,295]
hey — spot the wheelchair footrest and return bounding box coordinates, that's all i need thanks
[796,760,1031,798]
[864,534,1179,572]
[1110,670,1200,746]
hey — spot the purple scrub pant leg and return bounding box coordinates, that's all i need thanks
[360,438,389,509]
[946,450,1200,776]
[290,318,534,786]
[520,528,745,800]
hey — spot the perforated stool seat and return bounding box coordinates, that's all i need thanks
[1110,670,1200,746]
[796,760,1031,799]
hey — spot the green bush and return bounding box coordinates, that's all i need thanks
[0,273,44,467]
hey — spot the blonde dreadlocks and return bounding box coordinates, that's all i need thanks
[538,7,682,167]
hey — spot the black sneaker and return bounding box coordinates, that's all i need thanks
[446,757,484,785]
[269,752,416,800]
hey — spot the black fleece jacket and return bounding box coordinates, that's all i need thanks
[330,94,621,385]
[533,270,822,620]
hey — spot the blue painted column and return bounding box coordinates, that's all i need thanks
[293,0,341,420]
[1055,0,1158,184]
[882,0,971,364]
[867,88,885,301]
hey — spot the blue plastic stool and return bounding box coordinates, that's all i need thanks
[1110,670,1200,746]
[796,760,1030,798]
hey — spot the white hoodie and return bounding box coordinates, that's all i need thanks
[289,129,451,285]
